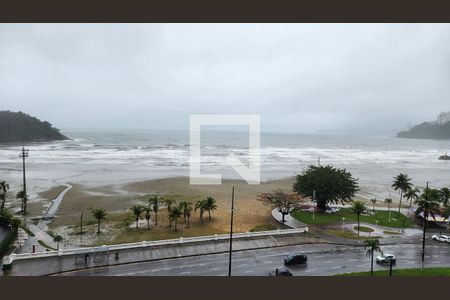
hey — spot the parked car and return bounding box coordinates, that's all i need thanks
[432,234,450,243]
[267,268,293,276]
[376,254,396,264]
[284,253,307,265]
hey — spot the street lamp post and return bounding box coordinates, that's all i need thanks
[19,147,29,214]
[421,182,429,271]
[228,186,235,277]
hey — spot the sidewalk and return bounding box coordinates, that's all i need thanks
[271,209,307,229]
[15,224,59,254]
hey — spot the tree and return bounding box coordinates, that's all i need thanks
[10,217,22,228]
[384,198,392,223]
[351,200,367,237]
[53,235,63,250]
[364,239,382,275]
[0,181,9,210]
[392,173,413,215]
[370,198,377,212]
[179,201,193,228]
[165,199,176,227]
[130,205,145,230]
[91,208,107,234]
[439,188,450,207]
[195,200,208,224]
[257,190,303,223]
[293,165,359,211]
[415,187,440,269]
[144,207,151,230]
[16,190,28,215]
[0,208,12,224]
[149,195,162,225]
[204,197,218,221]
[405,187,420,208]
[169,206,183,232]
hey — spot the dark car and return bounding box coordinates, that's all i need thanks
[268,268,293,276]
[284,253,307,265]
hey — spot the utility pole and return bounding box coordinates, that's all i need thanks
[19,147,29,214]
[228,186,235,277]
[80,211,84,246]
[421,181,429,271]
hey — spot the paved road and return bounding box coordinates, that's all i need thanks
[57,241,450,276]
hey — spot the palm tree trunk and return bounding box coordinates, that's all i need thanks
[97,219,101,234]
[357,215,360,237]
[370,248,374,275]
[57,241,60,250]
[155,212,158,225]
[187,216,190,228]
[174,219,178,232]
[147,219,150,230]
[208,210,211,221]
[398,191,403,215]
[136,217,139,229]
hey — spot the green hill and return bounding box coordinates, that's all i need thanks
[397,121,450,140]
[0,111,69,143]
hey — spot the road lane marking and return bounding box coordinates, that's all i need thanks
[180,271,192,275]
[324,261,334,263]
[209,267,221,271]
[238,264,248,267]
[263,261,272,264]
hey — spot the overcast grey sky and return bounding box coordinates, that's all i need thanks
[1,24,449,134]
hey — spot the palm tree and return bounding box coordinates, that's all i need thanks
[91,208,107,234]
[392,173,413,215]
[384,198,392,223]
[0,181,9,210]
[130,205,145,229]
[415,187,440,269]
[204,196,218,221]
[149,195,162,225]
[195,200,207,224]
[53,235,63,250]
[364,239,382,275]
[144,207,151,229]
[165,199,176,227]
[169,206,183,232]
[405,187,420,208]
[179,201,193,228]
[16,190,28,215]
[370,198,377,212]
[439,187,450,207]
[351,200,367,237]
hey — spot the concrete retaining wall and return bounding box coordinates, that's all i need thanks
[3,228,310,276]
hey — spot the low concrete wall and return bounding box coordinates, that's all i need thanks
[3,228,310,276]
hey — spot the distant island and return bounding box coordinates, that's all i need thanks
[397,111,450,140]
[0,111,69,143]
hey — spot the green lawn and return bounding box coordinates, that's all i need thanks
[292,208,412,229]
[339,267,450,276]
[354,226,374,233]
[325,229,379,240]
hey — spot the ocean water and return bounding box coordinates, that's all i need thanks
[0,128,449,199]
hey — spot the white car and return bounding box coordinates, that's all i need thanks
[432,234,450,243]
[376,254,396,264]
